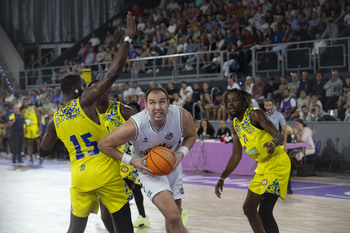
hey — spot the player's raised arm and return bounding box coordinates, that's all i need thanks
[215,126,242,198]
[80,11,136,107]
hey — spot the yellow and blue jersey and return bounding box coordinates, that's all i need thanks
[100,100,126,152]
[233,107,285,163]
[233,107,290,199]
[22,106,38,125]
[100,100,136,181]
[54,98,121,192]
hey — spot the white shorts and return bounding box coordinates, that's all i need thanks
[135,163,185,201]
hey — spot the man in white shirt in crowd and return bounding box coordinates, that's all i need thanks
[89,33,101,48]
[179,81,193,101]
[312,33,327,58]
[123,82,133,99]
[172,93,185,108]
[227,78,241,90]
[168,20,177,34]
[131,81,143,97]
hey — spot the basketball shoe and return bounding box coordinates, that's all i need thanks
[133,215,150,228]
[29,156,34,165]
[181,209,189,226]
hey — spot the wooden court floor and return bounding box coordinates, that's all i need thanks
[1,158,350,233]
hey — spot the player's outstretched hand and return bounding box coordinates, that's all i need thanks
[263,142,275,154]
[131,156,154,175]
[215,179,224,198]
[122,11,136,39]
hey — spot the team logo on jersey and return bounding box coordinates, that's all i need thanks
[121,166,129,173]
[143,137,149,142]
[165,132,174,140]
[80,164,85,171]
[262,179,268,186]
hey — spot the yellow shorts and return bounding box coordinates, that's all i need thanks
[70,177,133,218]
[249,151,290,200]
[120,163,140,186]
[24,124,40,139]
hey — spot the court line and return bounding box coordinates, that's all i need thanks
[325,194,350,199]
[292,184,342,190]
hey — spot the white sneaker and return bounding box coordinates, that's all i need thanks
[146,69,153,73]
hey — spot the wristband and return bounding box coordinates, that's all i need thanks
[124,36,132,43]
[177,146,189,157]
[219,177,225,181]
[121,153,132,165]
[269,141,276,148]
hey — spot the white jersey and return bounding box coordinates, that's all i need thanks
[130,105,183,158]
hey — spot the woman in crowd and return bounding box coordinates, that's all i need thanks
[289,119,315,168]
[244,76,254,95]
[197,118,215,139]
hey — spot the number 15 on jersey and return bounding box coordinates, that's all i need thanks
[70,133,99,160]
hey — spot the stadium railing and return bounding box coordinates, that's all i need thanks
[2,50,229,91]
[251,36,350,78]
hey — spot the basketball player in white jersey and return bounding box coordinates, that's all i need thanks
[98,87,197,233]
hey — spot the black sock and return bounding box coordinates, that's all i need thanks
[259,193,279,233]
[133,184,146,217]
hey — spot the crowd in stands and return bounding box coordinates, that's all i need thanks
[11,0,350,158]
[1,68,350,156]
[25,0,350,81]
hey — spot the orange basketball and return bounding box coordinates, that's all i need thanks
[146,146,176,176]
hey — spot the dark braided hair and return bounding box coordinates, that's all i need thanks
[61,74,82,96]
[223,88,253,111]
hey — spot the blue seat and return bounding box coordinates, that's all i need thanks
[304,139,321,160]
[302,139,321,175]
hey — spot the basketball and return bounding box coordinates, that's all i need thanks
[146,146,176,176]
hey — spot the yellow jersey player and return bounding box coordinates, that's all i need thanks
[88,80,150,231]
[215,89,290,233]
[40,12,137,233]
[22,98,42,164]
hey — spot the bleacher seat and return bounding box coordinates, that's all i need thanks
[298,139,321,177]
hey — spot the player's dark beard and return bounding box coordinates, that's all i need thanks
[229,111,239,119]
[229,105,246,119]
